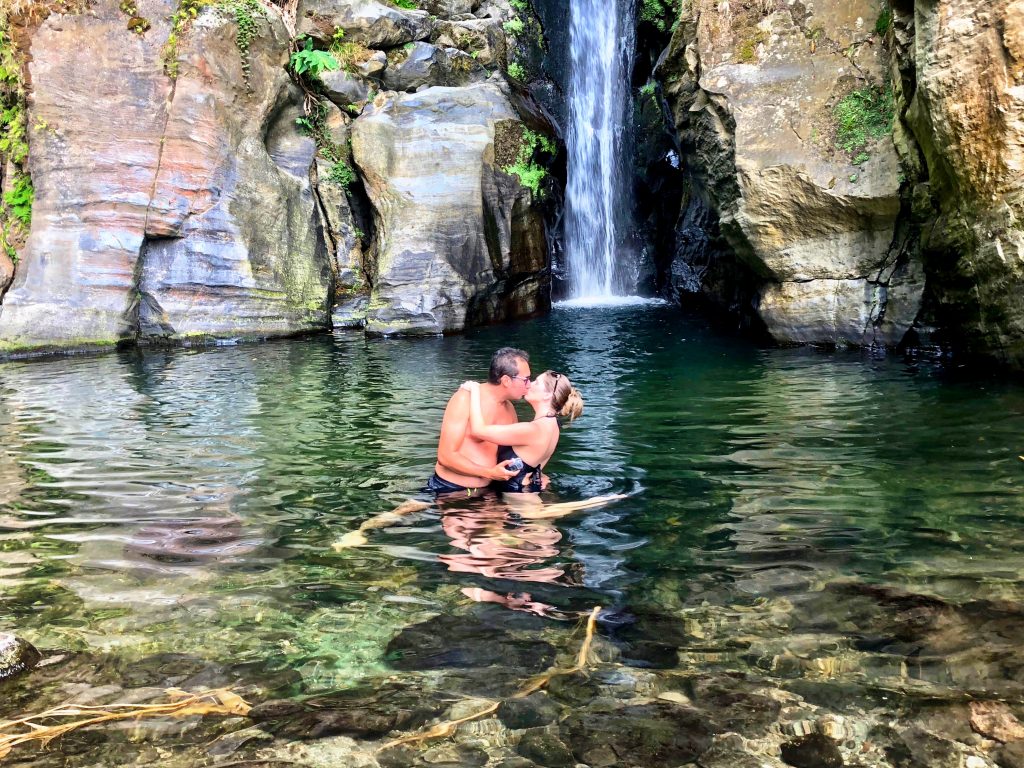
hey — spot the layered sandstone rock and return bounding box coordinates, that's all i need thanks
[661,0,921,346]
[0,0,330,353]
[351,82,547,335]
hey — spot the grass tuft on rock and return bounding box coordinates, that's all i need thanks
[833,84,894,159]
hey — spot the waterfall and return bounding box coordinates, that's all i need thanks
[564,0,637,300]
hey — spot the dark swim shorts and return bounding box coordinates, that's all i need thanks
[424,472,483,497]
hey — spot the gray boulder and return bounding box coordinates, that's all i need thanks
[383,42,481,91]
[432,18,506,67]
[0,632,41,681]
[0,248,12,299]
[419,0,475,16]
[351,82,547,335]
[297,0,431,48]
[321,69,369,108]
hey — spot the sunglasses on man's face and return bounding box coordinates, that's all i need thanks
[509,375,531,384]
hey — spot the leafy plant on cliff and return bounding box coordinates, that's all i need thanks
[219,0,265,86]
[119,0,151,34]
[163,0,208,78]
[502,127,556,198]
[290,36,339,79]
[876,4,893,35]
[502,17,524,36]
[327,160,355,189]
[0,21,29,264]
[391,0,418,8]
[640,0,680,33]
[295,99,358,192]
[506,61,526,81]
[833,84,895,159]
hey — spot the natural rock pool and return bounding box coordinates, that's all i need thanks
[2,303,1024,767]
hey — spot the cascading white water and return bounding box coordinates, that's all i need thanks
[564,0,636,300]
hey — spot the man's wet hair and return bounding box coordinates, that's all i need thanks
[489,347,529,384]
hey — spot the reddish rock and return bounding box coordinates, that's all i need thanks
[0,249,13,297]
[0,0,330,353]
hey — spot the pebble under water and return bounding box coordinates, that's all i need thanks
[2,304,1024,767]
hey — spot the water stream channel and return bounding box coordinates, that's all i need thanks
[1,305,1024,766]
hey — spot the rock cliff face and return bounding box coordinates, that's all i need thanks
[0,0,551,353]
[0,0,331,353]
[660,0,922,347]
[896,0,1024,366]
[352,83,546,335]
[657,0,1024,364]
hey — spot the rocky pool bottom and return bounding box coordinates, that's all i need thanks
[1,304,1024,767]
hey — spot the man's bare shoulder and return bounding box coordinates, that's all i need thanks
[442,387,470,415]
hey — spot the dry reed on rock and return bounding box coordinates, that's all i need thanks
[0,688,251,759]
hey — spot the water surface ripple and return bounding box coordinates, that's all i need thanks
[2,305,1024,759]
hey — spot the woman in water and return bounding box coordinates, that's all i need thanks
[460,371,581,494]
[460,371,622,516]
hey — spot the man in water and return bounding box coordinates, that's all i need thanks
[426,347,531,495]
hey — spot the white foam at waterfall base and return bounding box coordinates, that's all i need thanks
[554,296,668,309]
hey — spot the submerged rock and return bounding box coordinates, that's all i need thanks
[561,702,715,767]
[249,686,441,740]
[497,693,560,730]
[0,633,41,681]
[516,728,574,768]
[384,613,555,674]
[780,733,844,768]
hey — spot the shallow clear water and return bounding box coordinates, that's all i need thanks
[2,304,1024,763]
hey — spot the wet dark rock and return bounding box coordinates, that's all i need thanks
[249,686,442,740]
[620,640,679,669]
[889,726,961,768]
[825,582,962,653]
[909,703,975,744]
[495,759,538,768]
[780,733,844,768]
[698,739,767,768]
[691,679,782,737]
[548,667,655,706]
[497,693,560,729]
[0,633,41,681]
[561,702,715,767]
[420,744,488,766]
[378,744,418,768]
[385,613,555,674]
[517,728,574,768]
[996,740,1024,768]
[114,653,212,688]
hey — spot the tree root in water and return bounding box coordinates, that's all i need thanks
[378,605,602,752]
[0,688,251,759]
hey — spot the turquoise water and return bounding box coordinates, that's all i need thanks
[2,303,1024,762]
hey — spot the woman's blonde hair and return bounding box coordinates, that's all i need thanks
[543,371,584,421]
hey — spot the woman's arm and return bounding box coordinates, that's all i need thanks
[463,382,540,446]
